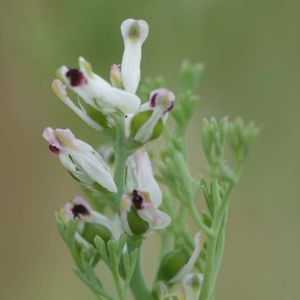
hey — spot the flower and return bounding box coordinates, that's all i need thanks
[121,19,149,94]
[120,191,170,236]
[120,149,170,235]
[55,57,141,118]
[130,88,175,144]
[60,196,120,244]
[42,127,117,193]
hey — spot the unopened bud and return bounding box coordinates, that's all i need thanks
[110,64,122,88]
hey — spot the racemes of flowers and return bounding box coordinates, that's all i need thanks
[43,18,257,300]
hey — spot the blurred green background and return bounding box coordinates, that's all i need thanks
[0,0,299,299]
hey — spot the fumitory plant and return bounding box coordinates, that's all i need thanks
[43,18,257,300]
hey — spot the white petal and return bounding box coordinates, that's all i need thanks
[138,206,171,230]
[126,149,162,207]
[52,79,102,130]
[169,232,202,284]
[121,19,149,94]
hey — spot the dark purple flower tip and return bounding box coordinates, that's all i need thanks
[165,101,174,113]
[132,189,144,210]
[49,145,60,154]
[66,69,87,87]
[150,93,158,108]
[71,204,90,218]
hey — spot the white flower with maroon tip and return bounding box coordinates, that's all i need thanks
[120,190,170,236]
[120,149,169,235]
[169,232,202,284]
[61,196,120,242]
[56,57,141,116]
[42,127,117,193]
[121,19,149,94]
[131,88,175,144]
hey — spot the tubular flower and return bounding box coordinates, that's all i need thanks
[120,148,170,235]
[120,191,170,236]
[60,196,120,245]
[55,57,141,119]
[42,127,117,193]
[121,19,149,94]
[130,88,175,144]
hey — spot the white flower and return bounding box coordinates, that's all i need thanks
[57,57,141,115]
[121,19,149,94]
[169,232,202,284]
[120,149,171,235]
[182,273,203,300]
[42,127,117,193]
[61,195,120,241]
[131,88,175,144]
[120,191,170,236]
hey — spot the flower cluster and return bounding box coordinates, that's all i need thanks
[42,17,257,300]
[43,18,203,300]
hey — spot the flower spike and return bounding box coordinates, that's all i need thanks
[42,127,117,193]
[121,19,149,94]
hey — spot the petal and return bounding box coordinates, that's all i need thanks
[126,149,162,207]
[42,127,61,150]
[138,206,171,230]
[121,19,149,94]
[169,232,202,284]
[52,79,102,131]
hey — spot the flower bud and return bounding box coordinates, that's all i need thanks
[43,127,117,193]
[121,19,149,94]
[157,233,201,284]
[130,88,175,144]
[110,64,122,88]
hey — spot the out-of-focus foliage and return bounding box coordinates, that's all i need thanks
[0,1,299,300]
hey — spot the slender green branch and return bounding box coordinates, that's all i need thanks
[127,237,153,300]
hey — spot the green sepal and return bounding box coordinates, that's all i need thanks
[127,208,149,236]
[81,222,112,246]
[80,100,109,128]
[130,110,164,142]
[157,248,190,282]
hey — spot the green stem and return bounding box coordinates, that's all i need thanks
[128,237,153,300]
[113,116,129,208]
